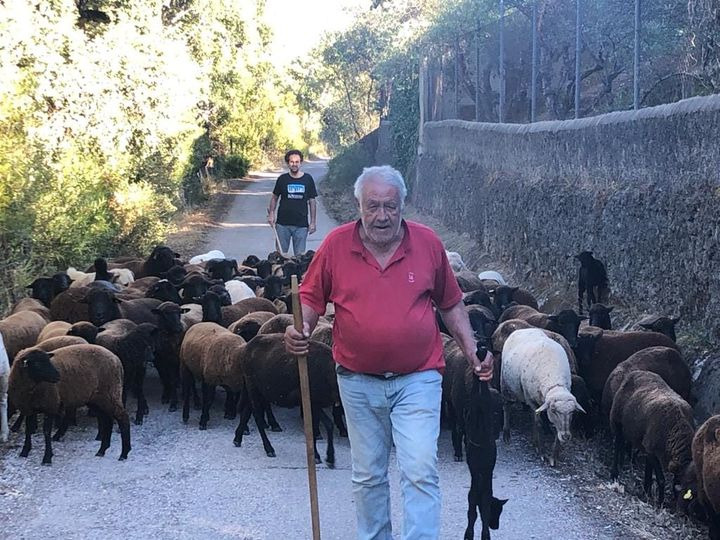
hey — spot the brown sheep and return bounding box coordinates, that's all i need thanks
[49,287,90,323]
[258,314,294,335]
[9,345,131,464]
[499,305,586,348]
[66,321,103,344]
[179,322,254,430]
[37,321,72,343]
[574,326,678,400]
[234,334,338,466]
[10,298,51,322]
[35,335,88,351]
[455,271,484,292]
[311,323,333,348]
[692,415,720,539]
[0,311,48,363]
[609,370,694,505]
[601,346,691,416]
[228,311,277,342]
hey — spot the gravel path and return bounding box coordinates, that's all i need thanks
[0,161,663,539]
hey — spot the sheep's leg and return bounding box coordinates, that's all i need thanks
[549,433,560,468]
[181,365,193,423]
[114,408,131,461]
[611,427,624,479]
[96,412,112,457]
[11,413,25,432]
[332,401,347,437]
[199,383,214,430]
[532,411,545,459]
[19,414,37,458]
[52,413,70,442]
[41,415,55,465]
[502,402,511,443]
[316,407,335,468]
[250,391,275,457]
[478,474,494,540]
[233,399,253,447]
[265,403,282,432]
[0,387,7,443]
[223,388,237,420]
[445,400,463,462]
[167,365,179,412]
[192,381,201,410]
[133,363,148,425]
[652,456,665,506]
[463,477,479,540]
[643,457,654,497]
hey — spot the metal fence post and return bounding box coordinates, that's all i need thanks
[575,0,581,119]
[499,0,505,123]
[531,0,538,122]
[476,23,481,121]
[634,0,641,110]
[454,37,460,119]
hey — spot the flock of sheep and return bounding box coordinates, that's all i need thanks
[0,244,718,539]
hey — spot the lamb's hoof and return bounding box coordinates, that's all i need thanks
[326,460,335,469]
[502,432,511,444]
[19,448,30,458]
[161,396,169,404]
[52,434,64,442]
[548,456,556,467]
[243,427,250,435]
[118,454,128,461]
[95,433,102,441]
[134,418,143,426]
[41,457,52,466]
[314,456,322,465]
[168,404,177,412]
[95,449,106,457]
[199,424,207,431]
[233,439,241,448]
[0,435,7,443]
[182,416,189,424]
[339,430,348,437]
[270,425,282,433]
[454,455,463,462]
[223,413,236,420]
[266,450,276,458]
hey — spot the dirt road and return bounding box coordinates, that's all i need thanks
[0,161,662,539]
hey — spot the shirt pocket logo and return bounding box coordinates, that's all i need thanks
[408,272,415,283]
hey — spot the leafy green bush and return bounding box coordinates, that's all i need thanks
[221,154,251,179]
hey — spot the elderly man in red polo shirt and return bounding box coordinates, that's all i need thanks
[285,165,493,540]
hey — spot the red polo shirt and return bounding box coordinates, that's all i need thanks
[300,220,462,375]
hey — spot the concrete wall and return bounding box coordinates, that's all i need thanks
[414,95,720,339]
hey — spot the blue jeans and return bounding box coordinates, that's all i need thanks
[275,224,308,255]
[337,366,442,540]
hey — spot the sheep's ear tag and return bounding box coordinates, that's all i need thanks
[683,489,693,500]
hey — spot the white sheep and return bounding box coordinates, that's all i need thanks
[189,250,226,265]
[477,271,507,285]
[225,280,256,304]
[0,333,9,442]
[500,328,585,466]
[445,251,468,272]
[66,267,134,287]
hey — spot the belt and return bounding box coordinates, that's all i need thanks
[365,372,402,380]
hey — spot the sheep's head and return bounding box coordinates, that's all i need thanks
[468,309,497,344]
[574,251,595,266]
[152,302,186,334]
[20,349,61,383]
[547,309,587,348]
[206,259,238,282]
[160,265,188,285]
[83,289,121,327]
[242,255,260,267]
[67,321,102,344]
[262,275,286,301]
[537,394,585,443]
[26,277,55,307]
[199,290,223,323]
[492,285,519,311]
[149,245,180,272]
[639,315,680,342]
[208,284,232,306]
[146,279,182,304]
[255,260,273,279]
[588,303,613,329]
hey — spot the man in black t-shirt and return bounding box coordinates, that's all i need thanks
[267,149,317,255]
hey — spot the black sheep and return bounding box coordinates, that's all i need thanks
[575,251,609,313]
[588,303,613,330]
[463,345,507,540]
[206,258,238,282]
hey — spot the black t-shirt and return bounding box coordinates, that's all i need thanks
[273,172,317,227]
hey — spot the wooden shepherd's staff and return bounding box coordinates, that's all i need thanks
[291,275,321,540]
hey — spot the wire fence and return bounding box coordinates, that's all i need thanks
[420,0,717,124]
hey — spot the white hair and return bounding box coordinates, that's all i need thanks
[353,165,407,208]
